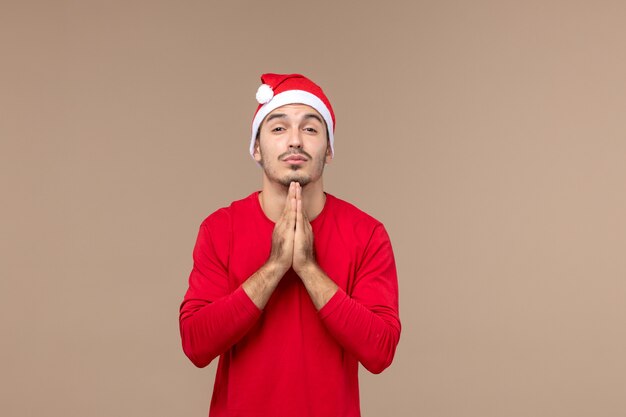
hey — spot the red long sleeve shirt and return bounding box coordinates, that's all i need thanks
[179,191,401,417]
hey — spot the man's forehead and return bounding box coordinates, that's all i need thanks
[265,103,323,120]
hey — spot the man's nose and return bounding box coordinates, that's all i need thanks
[287,129,303,148]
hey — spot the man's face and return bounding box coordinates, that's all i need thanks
[253,103,332,188]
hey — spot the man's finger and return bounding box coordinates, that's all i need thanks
[280,182,296,222]
[296,194,303,230]
[300,193,311,226]
[287,183,297,229]
[283,182,294,211]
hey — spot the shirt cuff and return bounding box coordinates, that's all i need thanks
[318,287,347,319]
[232,285,263,316]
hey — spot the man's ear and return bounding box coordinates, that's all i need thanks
[253,138,262,162]
[325,139,333,164]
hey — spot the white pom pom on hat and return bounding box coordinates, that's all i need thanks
[255,84,274,104]
[250,73,335,160]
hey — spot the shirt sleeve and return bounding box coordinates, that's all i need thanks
[179,214,262,368]
[318,223,401,374]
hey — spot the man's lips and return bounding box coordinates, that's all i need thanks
[283,155,308,162]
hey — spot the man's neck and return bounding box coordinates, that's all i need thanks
[259,178,326,223]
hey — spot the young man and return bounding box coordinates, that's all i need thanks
[179,73,401,417]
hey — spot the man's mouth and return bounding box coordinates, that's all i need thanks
[283,155,307,162]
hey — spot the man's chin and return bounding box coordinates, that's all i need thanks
[280,175,310,187]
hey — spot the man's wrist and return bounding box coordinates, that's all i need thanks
[242,260,289,310]
[294,260,320,281]
[295,261,339,310]
[264,258,290,279]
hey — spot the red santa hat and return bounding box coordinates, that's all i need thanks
[250,73,335,159]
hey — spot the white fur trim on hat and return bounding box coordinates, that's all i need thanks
[250,89,335,159]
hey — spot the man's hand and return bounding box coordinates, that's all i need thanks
[244,181,336,310]
[242,182,297,309]
[293,182,317,275]
[268,181,297,276]
[292,182,338,309]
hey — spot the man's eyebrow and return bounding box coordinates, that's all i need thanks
[266,113,287,122]
[265,113,324,124]
[304,113,323,124]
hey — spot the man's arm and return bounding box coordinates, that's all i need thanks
[179,183,298,368]
[299,237,400,374]
[292,184,339,309]
[178,217,261,368]
[293,187,400,374]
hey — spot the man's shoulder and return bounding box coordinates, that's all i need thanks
[326,194,394,252]
[326,193,384,229]
[199,192,258,228]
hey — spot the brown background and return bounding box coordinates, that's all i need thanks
[2,1,625,416]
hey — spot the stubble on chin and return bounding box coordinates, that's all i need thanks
[281,175,310,187]
[258,153,326,188]
[257,156,307,187]
[270,164,308,187]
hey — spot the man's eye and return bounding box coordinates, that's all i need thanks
[304,127,318,133]
[272,127,285,132]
